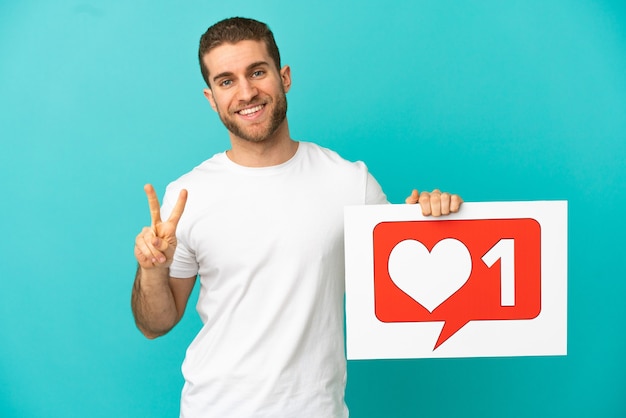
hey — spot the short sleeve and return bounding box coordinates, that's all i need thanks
[161,184,199,279]
[365,172,389,205]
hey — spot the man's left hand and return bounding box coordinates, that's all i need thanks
[405,189,463,217]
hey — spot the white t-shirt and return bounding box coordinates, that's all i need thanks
[161,142,387,417]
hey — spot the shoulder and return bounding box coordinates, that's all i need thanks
[296,141,387,204]
[160,152,228,208]
[166,153,226,188]
[299,142,368,172]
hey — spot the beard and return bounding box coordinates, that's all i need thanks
[218,89,288,143]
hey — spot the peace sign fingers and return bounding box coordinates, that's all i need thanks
[166,189,188,228]
[136,184,188,270]
[144,184,163,230]
[143,184,188,237]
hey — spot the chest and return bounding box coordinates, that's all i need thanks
[182,173,350,274]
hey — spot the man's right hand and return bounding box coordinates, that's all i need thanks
[134,184,188,270]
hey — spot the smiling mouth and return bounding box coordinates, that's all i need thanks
[237,104,264,116]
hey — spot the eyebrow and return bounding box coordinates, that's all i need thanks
[212,61,271,84]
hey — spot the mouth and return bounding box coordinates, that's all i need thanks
[236,104,265,116]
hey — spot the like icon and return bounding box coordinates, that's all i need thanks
[373,219,541,349]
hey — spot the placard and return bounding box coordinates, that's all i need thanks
[344,201,567,359]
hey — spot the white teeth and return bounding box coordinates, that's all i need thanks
[238,105,263,115]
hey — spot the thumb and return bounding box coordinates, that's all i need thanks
[152,236,169,252]
[405,189,420,204]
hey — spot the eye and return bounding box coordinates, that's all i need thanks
[219,79,233,88]
[251,70,265,78]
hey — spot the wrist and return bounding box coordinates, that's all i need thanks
[137,265,170,285]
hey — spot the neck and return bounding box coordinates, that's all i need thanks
[226,120,298,167]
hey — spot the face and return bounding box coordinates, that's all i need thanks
[202,40,291,144]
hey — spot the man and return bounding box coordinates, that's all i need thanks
[132,17,462,417]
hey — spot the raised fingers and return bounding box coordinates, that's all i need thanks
[167,189,188,227]
[144,184,162,228]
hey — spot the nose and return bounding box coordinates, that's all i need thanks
[237,79,258,102]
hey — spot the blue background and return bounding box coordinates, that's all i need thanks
[1,1,625,417]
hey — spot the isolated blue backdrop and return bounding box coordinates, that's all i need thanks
[1,1,625,417]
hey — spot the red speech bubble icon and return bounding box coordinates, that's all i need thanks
[373,219,541,350]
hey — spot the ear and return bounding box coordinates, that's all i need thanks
[203,88,218,112]
[280,65,292,93]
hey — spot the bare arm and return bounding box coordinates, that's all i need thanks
[131,184,192,339]
[132,266,196,339]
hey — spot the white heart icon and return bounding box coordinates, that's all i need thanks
[388,238,472,312]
